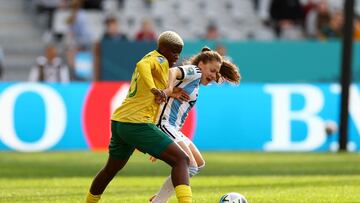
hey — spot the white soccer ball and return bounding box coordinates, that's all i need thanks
[219,192,248,203]
[324,120,338,135]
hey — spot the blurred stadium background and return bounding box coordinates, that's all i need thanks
[1,0,360,202]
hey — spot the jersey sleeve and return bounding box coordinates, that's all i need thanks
[178,65,201,81]
[136,60,156,90]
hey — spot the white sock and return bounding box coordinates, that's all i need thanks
[152,166,201,203]
[151,176,174,203]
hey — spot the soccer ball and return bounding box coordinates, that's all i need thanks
[324,120,338,135]
[219,192,248,203]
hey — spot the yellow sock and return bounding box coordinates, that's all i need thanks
[86,192,101,203]
[175,184,192,203]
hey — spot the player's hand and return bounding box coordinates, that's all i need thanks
[151,88,167,104]
[171,87,190,102]
[149,156,157,162]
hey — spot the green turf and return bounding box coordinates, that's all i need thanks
[0,151,359,202]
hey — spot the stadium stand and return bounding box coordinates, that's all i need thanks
[0,46,3,80]
[0,0,44,80]
[1,0,359,81]
[51,0,267,41]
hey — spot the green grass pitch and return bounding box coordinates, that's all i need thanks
[0,151,360,203]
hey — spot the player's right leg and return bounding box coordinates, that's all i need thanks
[158,124,197,169]
[151,140,197,203]
[87,156,130,202]
[187,139,205,169]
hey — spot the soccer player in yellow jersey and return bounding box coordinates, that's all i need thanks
[86,31,193,203]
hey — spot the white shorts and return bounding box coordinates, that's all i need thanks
[158,124,187,143]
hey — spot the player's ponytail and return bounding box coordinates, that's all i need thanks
[218,60,241,84]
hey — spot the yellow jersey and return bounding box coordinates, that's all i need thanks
[111,50,169,123]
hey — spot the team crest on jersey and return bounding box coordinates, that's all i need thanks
[187,68,195,75]
[157,56,165,64]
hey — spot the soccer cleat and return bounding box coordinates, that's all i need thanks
[149,194,168,203]
[149,195,156,202]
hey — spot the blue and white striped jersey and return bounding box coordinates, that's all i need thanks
[157,65,201,130]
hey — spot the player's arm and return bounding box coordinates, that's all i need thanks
[163,67,181,96]
[137,60,166,103]
[166,67,190,102]
[152,68,182,104]
[137,60,156,90]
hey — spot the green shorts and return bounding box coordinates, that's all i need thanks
[109,121,174,160]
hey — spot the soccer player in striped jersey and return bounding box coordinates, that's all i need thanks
[150,47,241,203]
[86,31,194,203]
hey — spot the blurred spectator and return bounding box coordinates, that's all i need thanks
[204,23,221,40]
[66,0,92,50]
[29,44,70,82]
[270,0,305,39]
[35,0,66,30]
[65,0,93,78]
[215,44,233,62]
[318,10,343,39]
[354,15,360,40]
[93,15,128,81]
[305,0,331,38]
[135,18,157,41]
[102,15,128,41]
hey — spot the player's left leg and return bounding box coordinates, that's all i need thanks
[187,139,205,170]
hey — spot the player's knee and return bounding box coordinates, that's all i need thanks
[197,159,205,168]
[181,153,191,166]
[197,163,205,173]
